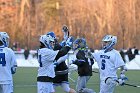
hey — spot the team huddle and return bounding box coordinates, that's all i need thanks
[0,25,128,93]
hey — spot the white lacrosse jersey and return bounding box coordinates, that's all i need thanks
[0,46,17,84]
[93,49,125,81]
[37,48,59,78]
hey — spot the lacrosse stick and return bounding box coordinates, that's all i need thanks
[92,70,99,73]
[124,83,140,88]
[62,25,69,41]
[105,77,140,88]
[62,25,76,82]
[67,50,77,83]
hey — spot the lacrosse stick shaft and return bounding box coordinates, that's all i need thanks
[124,83,140,87]
[92,70,99,73]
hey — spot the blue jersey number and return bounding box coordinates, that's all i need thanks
[101,59,106,70]
[38,55,42,67]
[0,53,6,66]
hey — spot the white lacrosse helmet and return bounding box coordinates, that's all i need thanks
[39,34,55,49]
[102,35,117,50]
[0,32,10,47]
[46,31,56,40]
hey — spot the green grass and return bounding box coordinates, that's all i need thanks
[13,67,140,93]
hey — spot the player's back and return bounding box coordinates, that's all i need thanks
[37,48,59,78]
[0,46,15,82]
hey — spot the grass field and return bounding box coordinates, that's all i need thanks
[13,67,140,93]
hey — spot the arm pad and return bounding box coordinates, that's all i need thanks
[57,55,68,64]
[121,66,127,74]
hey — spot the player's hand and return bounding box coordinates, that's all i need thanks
[117,74,128,86]
[11,67,16,74]
[60,40,66,47]
[118,79,125,86]
[53,62,58,68]
[69,60,75,64]
[105,77,118,85]
[65,37,74,47]
[120,73,128,81]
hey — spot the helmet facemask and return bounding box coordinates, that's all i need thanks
[49,41,55,49]
[73,38,86,50]
[0,32,9,47]
[101,35,117,52]
[102,41,112,50]
[39,35,55,49]
[46,31,57,48]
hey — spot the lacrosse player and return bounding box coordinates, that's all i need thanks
[0,32,17,93]
[71,38,95,93]
[46,26,76,93]
[37,33,73,93]
[93,35,127,93]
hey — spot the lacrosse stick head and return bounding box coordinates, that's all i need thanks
[62,25,69,41]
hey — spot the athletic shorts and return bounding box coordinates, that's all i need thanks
[53,73,68,83]
[37,82,54,93]
[0,84,13,93]
[99,79,116,93]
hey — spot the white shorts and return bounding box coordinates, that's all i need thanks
[100,79,116,93]
[37,82,54,93]
[53,82,70,92]
[0,84,13,93]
